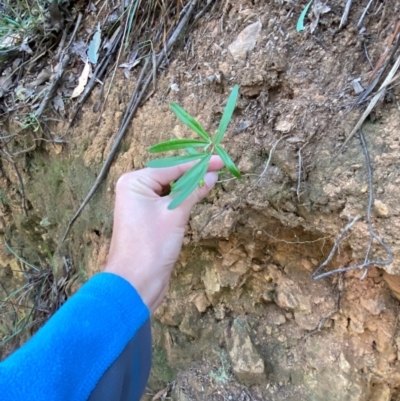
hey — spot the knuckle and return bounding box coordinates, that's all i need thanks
[115,172,137,191]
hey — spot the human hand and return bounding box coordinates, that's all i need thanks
[104,156,224,313]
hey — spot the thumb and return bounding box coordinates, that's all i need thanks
[179,171,218,212]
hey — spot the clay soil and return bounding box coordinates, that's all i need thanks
[1,1,400,400]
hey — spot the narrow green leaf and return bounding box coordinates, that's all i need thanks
[186,147,200,155]
[170,103,211,141]
[146,153,205,168]
[296,0,313,32]
[214,85,239,145]
[171,153,211,195]
[149,139,208,153]
[215,145,241,178]
[88,23,101,64]
[125,0,139,48]
[168,154,211,209]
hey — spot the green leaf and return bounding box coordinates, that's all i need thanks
[88,23,101,64]
[214,85,239,145]
[296,0,313,32]
[170,153,211,195]
[149,139,208,153]
[215,145,241,178]
[125,0,139,48]
[168,154,212,209]
[170,103,211,141]
[186,147,200,155]
[146,153,206,168]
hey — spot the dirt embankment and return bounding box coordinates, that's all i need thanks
[1,0,400,400]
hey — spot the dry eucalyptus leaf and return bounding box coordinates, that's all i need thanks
[71,60,91,98]
[310,0,331,33]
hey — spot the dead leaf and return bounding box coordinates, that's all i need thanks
[54,143,63,154]
[14,85,35,101]
[71,60,91,98]
[104,26,121,51]
[26,69,52,89]
[53,95,65,114]
[71,40,88,61]
[352,78,364,94]
[310,0,331,33]
[119,50,139,78]
[1,34,20,47]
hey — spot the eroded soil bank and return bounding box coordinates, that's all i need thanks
[1,1,400,400]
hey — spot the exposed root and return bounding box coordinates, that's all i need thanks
[313,131,393,280]
[0,240,76,358]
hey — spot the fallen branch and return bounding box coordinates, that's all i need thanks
[34,54,70,120]
[357,35,400,106]
[34,12,82,120]
[313,130,393,280]
[67,27,124,126]
[368,20,400,85]
[339,0,353,29]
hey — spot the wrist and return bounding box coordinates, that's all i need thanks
[104,261,167,314]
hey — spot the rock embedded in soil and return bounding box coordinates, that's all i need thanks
[228,21,262,62]
[225,315,266,386]
[374,199,389,217]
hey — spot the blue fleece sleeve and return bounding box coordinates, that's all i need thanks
[0,272,150,401]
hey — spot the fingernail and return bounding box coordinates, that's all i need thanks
[204,172,218,188]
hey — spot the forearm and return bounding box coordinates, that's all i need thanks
[0,273,151,401]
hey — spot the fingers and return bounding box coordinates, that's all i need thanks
[143,155,224,189]
[176,171,219,213]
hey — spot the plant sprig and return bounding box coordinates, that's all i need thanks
[147,85,241,209]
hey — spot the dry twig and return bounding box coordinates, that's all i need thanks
[343,51,400,148]
[368,21,400,85]
[34,54,70,120]
[357,0,375,28]
[339,0,353,29]
[296,141,309,199]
